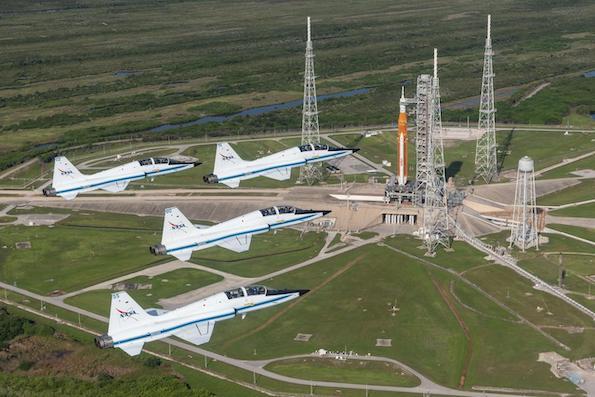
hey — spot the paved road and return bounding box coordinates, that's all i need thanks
[534,149,595,177]
[543,227,595,247]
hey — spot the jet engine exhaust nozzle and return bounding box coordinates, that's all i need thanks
[149,244,167,256]
[203,174,219,184]
[42,188,57,197]
[94,334,113,349]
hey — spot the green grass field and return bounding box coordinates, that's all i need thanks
[540,152,595,179]
[205,245,468,387]
[265,357,420,387]
[547,224,595,243]
[538,179,595,206]
[330,132,400,171]
[0,223,163,295]
[0,158,50,188]
[483,230,594,299]
[446,129,595,184]
[385,235,484,273]
[59,210,163,230]
[549,202,595,218]
[190,229,326,277]
[352,231,378,240]
[202,242,578,391]
[65,268,223,315]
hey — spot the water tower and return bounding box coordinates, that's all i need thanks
[509,156,539,251]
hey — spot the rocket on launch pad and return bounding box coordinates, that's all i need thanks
[397,87,408,186]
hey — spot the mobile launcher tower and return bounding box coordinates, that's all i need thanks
[384,50,450,255]
[385,50,448,208]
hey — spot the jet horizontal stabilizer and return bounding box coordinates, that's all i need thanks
[120,342,144,356]
[171,249,193,261]
[220,179,240,188]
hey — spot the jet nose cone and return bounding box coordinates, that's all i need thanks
[321,210,331,216]
[351,148,360,153]
[298,289,310,296]
[193,161,202,167]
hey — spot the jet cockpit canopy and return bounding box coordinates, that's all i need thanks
[276,205,296,214]
[139,158,153,166]
[245,285,267,296]
[259,207,277,216]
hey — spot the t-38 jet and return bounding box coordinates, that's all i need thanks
[43,156,200,200]
[95,285,308,356]
[202,142,359,188]
[150,205,330,261]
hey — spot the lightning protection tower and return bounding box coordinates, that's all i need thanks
[474,14,498,183]
[423,49,450,256]
[509,156,539,252]
[299,16,322,184]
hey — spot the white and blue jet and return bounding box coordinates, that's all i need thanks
[43,155,200,200]
[202,142,359,188]
[95,285,308,356]
[150,205,330,261]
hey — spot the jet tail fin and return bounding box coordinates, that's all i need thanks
[52,156,84,189]
[214,143,245,176]
[108,292,151,335]
[162,207,199,246]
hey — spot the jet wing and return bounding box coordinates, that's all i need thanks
[217,234,252,253]
[101,180,130,193]
[262,167,291,181]
[174,321,215,345]
[119,341,144,356]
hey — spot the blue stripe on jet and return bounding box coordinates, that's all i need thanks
[236,294,293,314]
[56,165,189,194]
[218,151,348,182]
[113,294,292,346]
[166,214,318,254]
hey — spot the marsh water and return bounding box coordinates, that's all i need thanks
[151,87,370,133]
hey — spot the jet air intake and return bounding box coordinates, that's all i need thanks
[42,188,57,197]
[94,334,113,349]
[149,244,167,256]
[203,174,219,184]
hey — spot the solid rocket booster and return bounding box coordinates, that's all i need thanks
[397,87,408,186]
